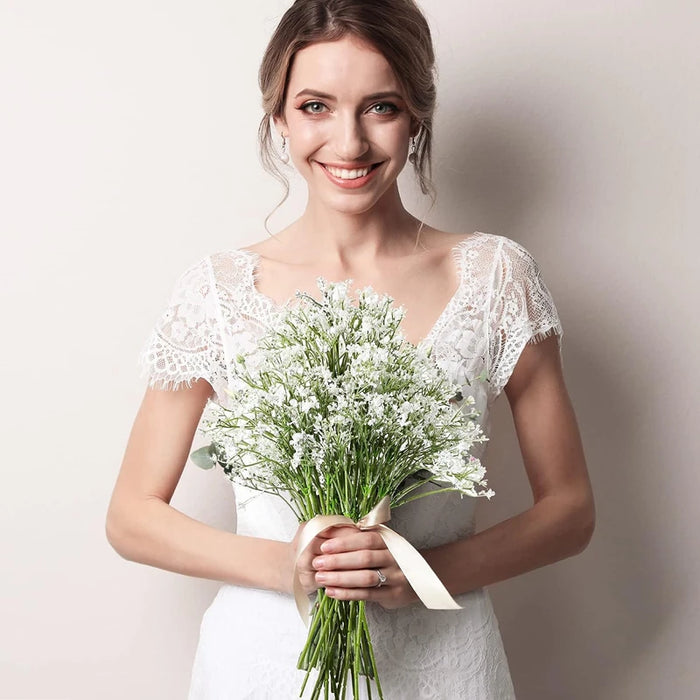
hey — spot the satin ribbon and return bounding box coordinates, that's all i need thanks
[293,495,462,622]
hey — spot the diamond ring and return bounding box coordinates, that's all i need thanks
[374,569,387,588]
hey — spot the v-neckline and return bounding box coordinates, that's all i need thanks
[236,233,483,351]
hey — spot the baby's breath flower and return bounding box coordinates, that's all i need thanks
[192,276,493,699]
[197,276,493,517]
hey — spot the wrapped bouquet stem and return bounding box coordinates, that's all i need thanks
[191,278,494,700]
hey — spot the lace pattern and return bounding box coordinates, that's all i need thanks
[137,232,562,699]
[487,238,563,396]
[189,583,515,699]
[137,257,228,403]
[138,232,562,408]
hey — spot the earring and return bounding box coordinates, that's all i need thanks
[280,134,289,164]
[408,136,417,164]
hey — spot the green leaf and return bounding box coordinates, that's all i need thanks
[190,444,218,470]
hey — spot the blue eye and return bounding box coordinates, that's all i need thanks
[370,102,399,115]
[300,101,327,114]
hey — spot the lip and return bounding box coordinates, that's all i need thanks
[316,161,384,189]
[319,161,383,169]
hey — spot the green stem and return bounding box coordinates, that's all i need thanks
[361,607,383,699]
[394,486,463,506]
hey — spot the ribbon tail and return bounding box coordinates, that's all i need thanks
[292,502,461,622]
[376,524,462,610]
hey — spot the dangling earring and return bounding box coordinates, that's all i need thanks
[280,134,290,164]
[408,136,417,164]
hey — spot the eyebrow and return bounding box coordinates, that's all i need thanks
[294,89,405,101]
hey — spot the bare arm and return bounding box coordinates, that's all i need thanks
[105,380,297,593]
[421,335,595,595]
[310,335,595,606]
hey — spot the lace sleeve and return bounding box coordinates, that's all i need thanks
[137,256,224,398]
[488,238,563,397]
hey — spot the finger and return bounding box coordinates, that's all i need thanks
[316,524,359,538]
[296,543,322,565]
[313,549,394,572]
[323,585,393,603]
[294,534,323,558]
[312,524,357,543]
[320,530,386,554]
[315,567,390,589]
[295,525,352,558]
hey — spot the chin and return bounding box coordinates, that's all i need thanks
[312,183,401,216]
[320,194,388,216]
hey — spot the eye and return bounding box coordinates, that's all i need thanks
[300,101,327,114]
[369,102,399,115]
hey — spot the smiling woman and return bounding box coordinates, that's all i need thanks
[106,1,595,698]
[272,34,418,214]
[258,0,438,212]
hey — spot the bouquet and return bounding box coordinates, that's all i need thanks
[191,278,494,699]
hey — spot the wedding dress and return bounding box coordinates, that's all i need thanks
[139,232,562,699]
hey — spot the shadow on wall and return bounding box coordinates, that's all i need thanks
[478,328,672,700]
[431,88,567,238]
[435,86,674,700]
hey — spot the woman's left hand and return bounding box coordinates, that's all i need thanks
[312,525,419,609]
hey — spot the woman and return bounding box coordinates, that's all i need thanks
[107,1,595,697]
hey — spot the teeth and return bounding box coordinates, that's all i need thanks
[324,165,372,179]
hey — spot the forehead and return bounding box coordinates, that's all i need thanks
[287,34,400,97]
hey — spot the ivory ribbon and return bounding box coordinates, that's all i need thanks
[293,495,461,622]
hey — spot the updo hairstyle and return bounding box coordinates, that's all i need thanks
[258,0,438,223]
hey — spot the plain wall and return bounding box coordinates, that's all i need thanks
[1,1,697,698]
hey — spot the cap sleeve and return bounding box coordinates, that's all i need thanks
[488,238,563,397]
[138,256,224,398]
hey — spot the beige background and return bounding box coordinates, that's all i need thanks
[1,0,697,698]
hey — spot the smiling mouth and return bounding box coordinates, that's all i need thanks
[319,162,383,180]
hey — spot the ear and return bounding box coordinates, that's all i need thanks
[410,118,422,139]
[273,113,288,137]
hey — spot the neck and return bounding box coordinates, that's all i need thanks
[282,186,425,267]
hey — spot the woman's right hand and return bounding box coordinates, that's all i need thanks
[289,521,321,596]
[288,523,348,597]
[108,382,300,594]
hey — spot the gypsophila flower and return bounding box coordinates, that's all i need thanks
[191,277,493,700]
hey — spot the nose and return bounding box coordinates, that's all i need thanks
[332,111,370,161]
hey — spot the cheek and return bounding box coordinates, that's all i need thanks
[287,115,329,148]
[368,123,411,153]
[383,133,411,163]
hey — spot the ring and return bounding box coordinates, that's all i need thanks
[374,569,387,588]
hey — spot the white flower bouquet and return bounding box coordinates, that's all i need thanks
[191,278,493,700]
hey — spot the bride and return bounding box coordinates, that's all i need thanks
[107,1,595,697]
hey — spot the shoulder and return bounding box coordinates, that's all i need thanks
[491,234,542,268]
[207,247,254,267]
[159,253,233,312]
[410,229,547,274]
[179,249,257,293]
[437,231,540,283]
[164,255,213,297]
[425,229,528,257]
[464,232,548,281]
[487,233,562,338]
[466,231,537,258]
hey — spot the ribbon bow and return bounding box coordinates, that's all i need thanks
[293,495,462,621]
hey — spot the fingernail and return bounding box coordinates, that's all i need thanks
[313,557,326,569]
[316,573,327,583]
[321,542,333,553]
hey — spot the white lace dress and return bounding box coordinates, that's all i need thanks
[139,232,563,700]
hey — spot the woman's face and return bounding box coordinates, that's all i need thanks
[275,34,416,215]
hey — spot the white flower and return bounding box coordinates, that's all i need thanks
[195,273,492,510]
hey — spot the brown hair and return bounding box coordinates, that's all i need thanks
[258,0,438,233]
